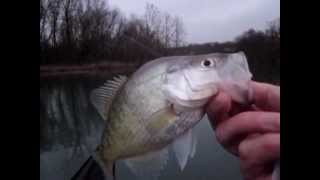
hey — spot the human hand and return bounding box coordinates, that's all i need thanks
[206,81,280,180]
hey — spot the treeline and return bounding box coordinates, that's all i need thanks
[170,19,280,83]
[237,21,280,84]
[40,0,279,83]
[40,0,185,65]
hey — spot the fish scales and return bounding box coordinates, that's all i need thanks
[86,52,253,180]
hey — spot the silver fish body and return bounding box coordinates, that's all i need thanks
[90,52,253,179]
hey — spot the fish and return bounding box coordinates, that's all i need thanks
[71,52,253,180]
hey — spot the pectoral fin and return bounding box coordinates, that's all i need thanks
[146,105,177,134]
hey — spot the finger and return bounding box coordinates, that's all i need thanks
[216,111,280,148]
[206,92,232,129]
[239,133,280,179]
[251,81,280,112]
[239,133,280,162]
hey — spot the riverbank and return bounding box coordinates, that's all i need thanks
[40,62,139,79]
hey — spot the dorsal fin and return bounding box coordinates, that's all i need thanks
[90,75,127,120]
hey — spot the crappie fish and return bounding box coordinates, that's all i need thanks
[72,52,253,180]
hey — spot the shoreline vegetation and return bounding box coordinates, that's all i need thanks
[40,62,138,78]
[40,0,279,83]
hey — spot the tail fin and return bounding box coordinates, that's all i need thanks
[71,156,115,180]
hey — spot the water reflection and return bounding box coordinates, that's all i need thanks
[40,78,104,180]
[40,77,243,180]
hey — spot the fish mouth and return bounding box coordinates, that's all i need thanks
[170,96,210,108]
[162,74,217,108]
[162,86,210,108]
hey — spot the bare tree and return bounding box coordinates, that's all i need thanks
[143,3,161,37]
[161,12,174,48]
[266,18,280,40]
[40,1,186,65]
[172,16,185,48]
[40,0,48,43]
[47,0,62,47]
[61,0,78,46]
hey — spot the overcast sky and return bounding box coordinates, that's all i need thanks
[108,0,280,44]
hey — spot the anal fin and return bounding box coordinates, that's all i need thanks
[125,148,169,180]
[272,161,280,180]
[172,129,197,171]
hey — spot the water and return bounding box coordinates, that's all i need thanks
[40,76,243,180]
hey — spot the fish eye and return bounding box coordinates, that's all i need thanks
[201,58,216,68]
